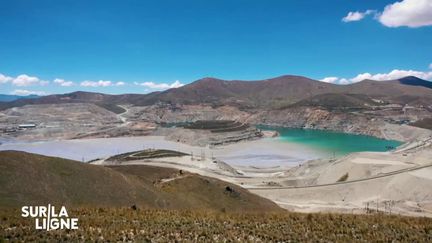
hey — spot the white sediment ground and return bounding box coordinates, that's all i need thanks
[91,135,432,217]
[0,135,328,167]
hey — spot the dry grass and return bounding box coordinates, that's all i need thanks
[1,208,432,242]
[0,151,281,212]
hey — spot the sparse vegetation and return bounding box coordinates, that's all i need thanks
[183,120,250,133]
[132,149,187,159]
[284,93,380,111]
[95,103,126,114]
[1,208,431,242]
[337,173,349,182]
[106,149,188,161]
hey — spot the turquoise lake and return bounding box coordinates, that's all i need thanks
[258,125,403,156]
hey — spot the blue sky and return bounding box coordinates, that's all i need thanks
[0,0,431,95]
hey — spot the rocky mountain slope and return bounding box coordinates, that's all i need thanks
[1,75,431,110]
[1,75,431,141]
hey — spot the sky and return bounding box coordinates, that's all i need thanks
[0,0,431,95]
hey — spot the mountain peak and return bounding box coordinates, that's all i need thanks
[396,76,432,89]
[398,75,425,82]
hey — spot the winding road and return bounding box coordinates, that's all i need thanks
[246,162,432,190]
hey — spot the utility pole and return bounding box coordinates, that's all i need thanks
[376,199,379,213]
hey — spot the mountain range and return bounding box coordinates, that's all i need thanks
[1,75,431,111]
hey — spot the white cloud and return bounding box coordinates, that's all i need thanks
[0,73,48,86]
[351,69,432,82]
[343,0,432,28]
[320,77,351,85]
[320,77,339,83]
[342,10,375,22]
[54,78,74,87]
[2,71,182,91]
[321,68,432,84]
[0,73,13,84]
[342,12,364,22]
[80,80,126,87]
[134,80,184,90]
[12,74,45,86]
[378,0,432,28]
[80,80,113,87]
[338,78,351,84]
[10,89,47,96]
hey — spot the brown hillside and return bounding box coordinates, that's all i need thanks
[1,75,432,111]
[148,75,336,108]
[0,151,281,212]
[341,78,432,105]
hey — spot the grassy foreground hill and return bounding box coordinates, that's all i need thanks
[1,151,432,241]
[2,208,432,241]
[0,151,280,212]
